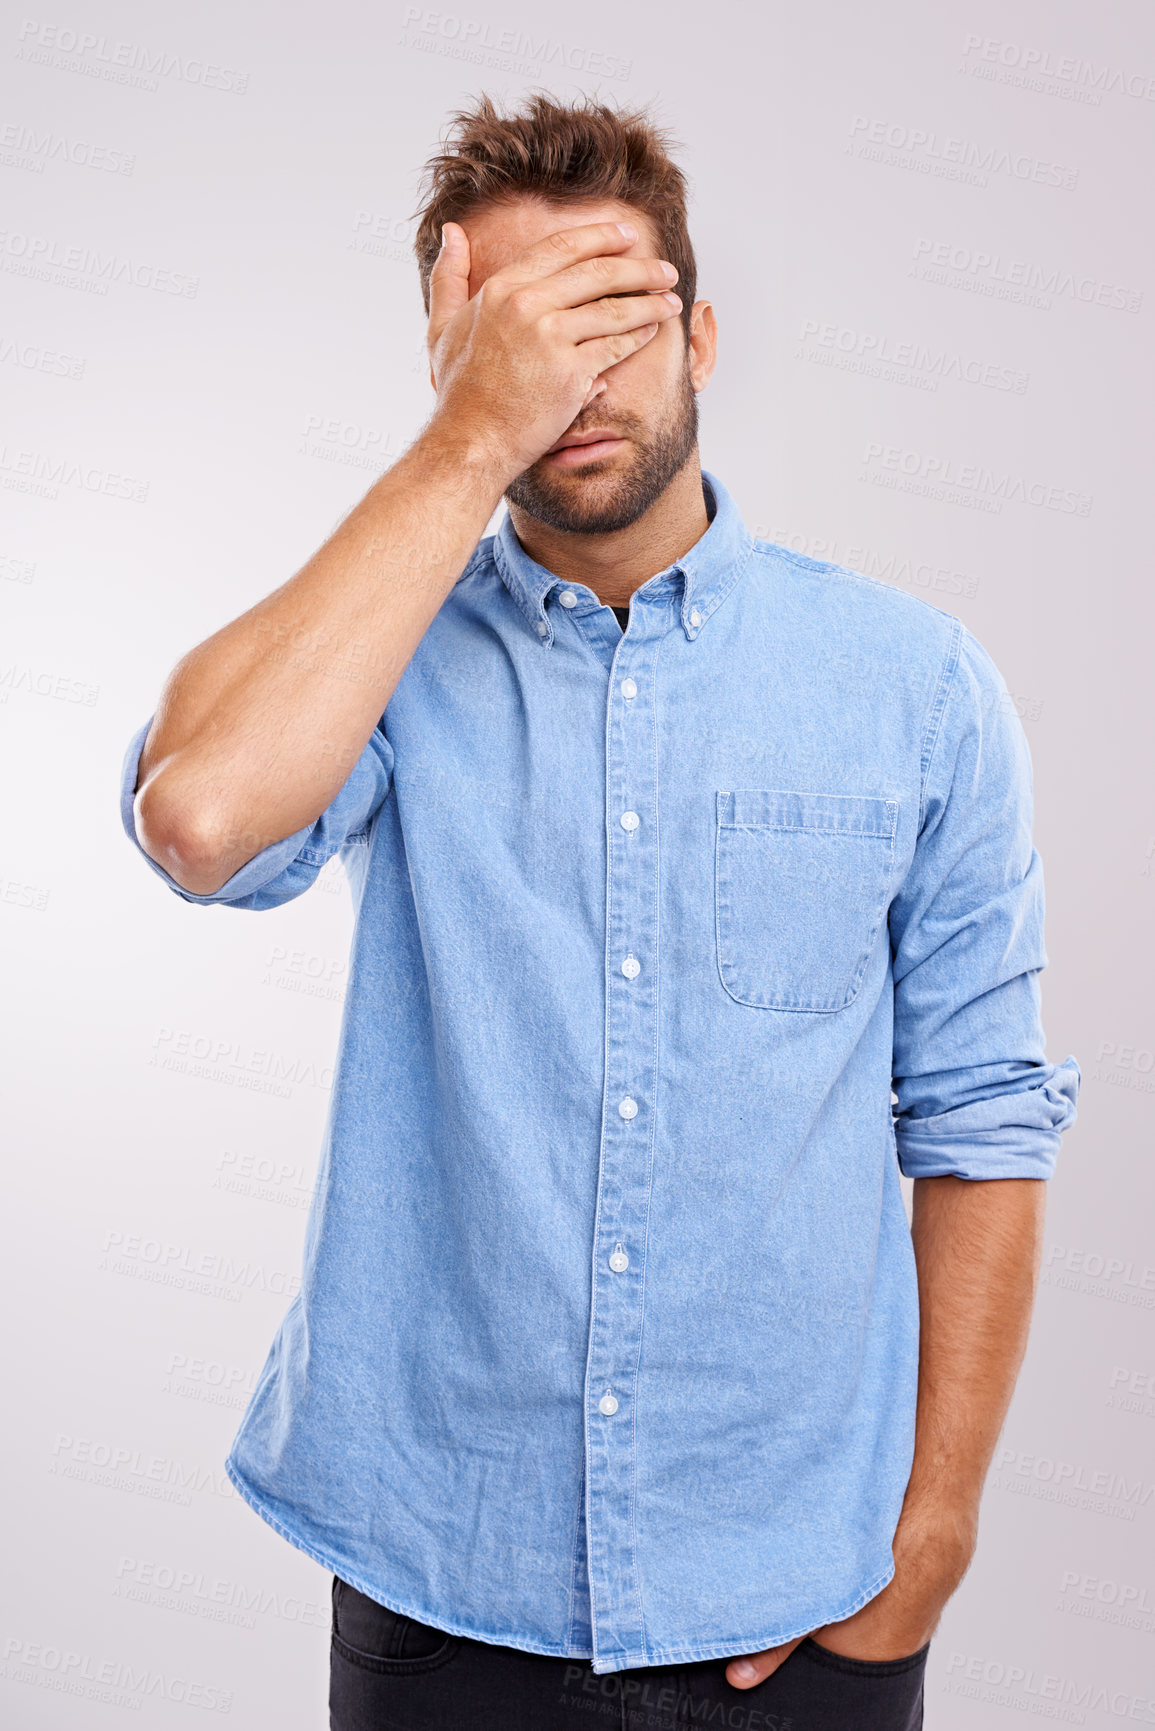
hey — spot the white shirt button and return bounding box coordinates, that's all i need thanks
[536,621,548,636]
[609,1244,630,1273]
[598,1391,619,1415]
[689,607,702,628]
[618,1097,638,1120]
[559,589,577,608]
[621,954,641,980]
[620,678,638,701]
[620,811,639,832]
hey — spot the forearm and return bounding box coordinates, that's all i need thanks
[134,425,507,894]
[797,1175,1048,1665]
[903,1173,1046,1522]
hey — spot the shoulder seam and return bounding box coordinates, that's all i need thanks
[752,540,961,625]
[918,617,964,830]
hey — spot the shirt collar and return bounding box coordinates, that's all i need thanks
[491,468,756,647]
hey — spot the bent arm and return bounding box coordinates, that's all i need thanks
[133,428,505,896]
[131,217,685,899]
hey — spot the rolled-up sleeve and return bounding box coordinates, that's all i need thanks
[888,625,1080,1180]
[119,716,395,911]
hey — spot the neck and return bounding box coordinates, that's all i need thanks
[505,459,709,609]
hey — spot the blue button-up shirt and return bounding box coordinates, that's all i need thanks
[119,469,1080,1675]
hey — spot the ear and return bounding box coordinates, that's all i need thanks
[688,300,717,393]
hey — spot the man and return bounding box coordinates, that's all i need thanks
[121,92,1081,1730]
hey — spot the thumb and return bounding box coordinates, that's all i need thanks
[726,1634,806,1690]
[427,221,471,352]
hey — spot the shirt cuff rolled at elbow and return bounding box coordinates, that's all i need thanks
[893,1056,1082,1180]
[119,718,315,907]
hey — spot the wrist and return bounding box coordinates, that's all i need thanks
[901,1471,982,1513]
[891,1500,978,1596]
[899,1461,986,1526]
[416,415,518,500]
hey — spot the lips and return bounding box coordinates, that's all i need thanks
[545,429,621,455]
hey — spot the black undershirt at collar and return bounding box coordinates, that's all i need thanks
[612,606,630,631]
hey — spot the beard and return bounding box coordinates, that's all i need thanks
[503,353,700,535]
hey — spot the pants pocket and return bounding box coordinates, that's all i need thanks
[794,1636,929,1730]
[802,1634,930,1672]
[330,1575,462,1675]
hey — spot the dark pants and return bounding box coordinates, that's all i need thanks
[329,1575,928,1730]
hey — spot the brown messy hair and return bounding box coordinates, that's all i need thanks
[409,90,697,344]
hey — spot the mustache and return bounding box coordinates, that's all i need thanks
[560,414,640,442]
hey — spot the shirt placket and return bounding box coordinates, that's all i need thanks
[582,581,675,1670]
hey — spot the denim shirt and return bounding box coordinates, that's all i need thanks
[119,469,1080,1676]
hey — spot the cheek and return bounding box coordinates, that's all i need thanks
[605,321,685,391]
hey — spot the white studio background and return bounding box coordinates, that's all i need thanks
[2,0,1152,1724]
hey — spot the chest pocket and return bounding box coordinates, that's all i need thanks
[715,789,899,1012]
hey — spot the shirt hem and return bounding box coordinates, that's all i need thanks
[222,1453,595,1661]
[589,1556,898,1674]
[224,1453,895,1677]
